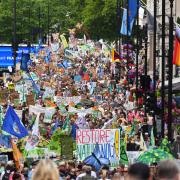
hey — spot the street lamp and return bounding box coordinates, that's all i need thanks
[167,0,174,141]
[135,0,140,99]
[161,0,166,138]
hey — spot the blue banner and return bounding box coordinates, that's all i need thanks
[0,46,35,68]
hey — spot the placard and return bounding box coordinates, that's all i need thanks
[0,90,9,104]
[76,129,120,166]
[26,94,35,106]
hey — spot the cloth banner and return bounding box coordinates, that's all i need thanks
[54,96,81,106]
[68,107,93,116]
[76,129,120,166]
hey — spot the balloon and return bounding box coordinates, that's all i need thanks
[176,27,180,40]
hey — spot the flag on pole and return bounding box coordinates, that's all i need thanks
[2,106,28,139]
[112,49,122,62]
[129,123,135,137]
[120,0,139,36]
[140,133,147,151]
[60,34,68,49]
[20,53,30,72]
[11,139,23,169]
[150,128,155,147]
[25,113,40,151]
[173,28,180,66]
[139,7,145,28]
[119,138,129,165]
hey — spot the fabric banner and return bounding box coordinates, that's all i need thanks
[43,87,55,99]
[68,107,93,116]
[76,129,120,166]
[127,151,142,164]
[29,105,46,115]
[44,108,56,123]
[54,96,81,106]
[139,7,145,28]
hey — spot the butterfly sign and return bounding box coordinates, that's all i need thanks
[84,143,110,171]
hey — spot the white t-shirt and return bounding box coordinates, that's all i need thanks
[76,171,97,180]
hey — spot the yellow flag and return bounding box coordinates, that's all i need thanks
[11,140,23,169]
[60,34,68,49]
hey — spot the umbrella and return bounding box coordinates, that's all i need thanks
[137,148,174,165]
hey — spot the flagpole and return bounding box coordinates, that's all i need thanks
[168,0,174,141]
[144,24,148,115]
[135,0,139,100]
[126,0,129,84]
[161,0,166,138]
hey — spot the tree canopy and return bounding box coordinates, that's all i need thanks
[0,0,147,43]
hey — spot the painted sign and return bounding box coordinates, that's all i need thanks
[76,129,120,166]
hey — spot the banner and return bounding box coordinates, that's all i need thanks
[69,107,93,116]
[54,96,81,106]
[43,87,55,99]
[76,129,120,166]
[0,90,9,104]
[127,151,142,165]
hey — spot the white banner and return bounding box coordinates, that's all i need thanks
[68,107,93,116]
[127,151,142,164]
[54,96,81,105]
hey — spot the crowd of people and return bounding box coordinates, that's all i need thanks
[0,159,180,180]
[0,31,179,179]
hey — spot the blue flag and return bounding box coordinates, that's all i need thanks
[120,0,138,36]
[27,73,41,96]
[2,106,28,139]
[0,134,11,148]
[21,53,30,72]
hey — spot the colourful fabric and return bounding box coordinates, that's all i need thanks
[173,37,180,66]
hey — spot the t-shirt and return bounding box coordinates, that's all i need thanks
[76,171,97,180]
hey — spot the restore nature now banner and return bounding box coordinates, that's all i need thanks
[76,129,120,166]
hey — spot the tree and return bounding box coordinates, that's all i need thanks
[0,0,124,43]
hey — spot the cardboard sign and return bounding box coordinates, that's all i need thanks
[26,94,35,106]
[76,129,120,166]
[9,92,19,105]
[9,92,19,102]
[0,90,9,104]
[61,136,73,160]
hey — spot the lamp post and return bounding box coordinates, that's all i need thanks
[168,0,174,141]
[161,0,166,138]
[153,0,157,120]
[117,0,121,54]
[135,0,139,99]
[144,24,148,115]
[126,0,129,84]
[12,0,17,73]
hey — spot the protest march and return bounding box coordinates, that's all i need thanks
[0,0,180,179]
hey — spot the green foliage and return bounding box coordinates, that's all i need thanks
[0,0,124,43]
